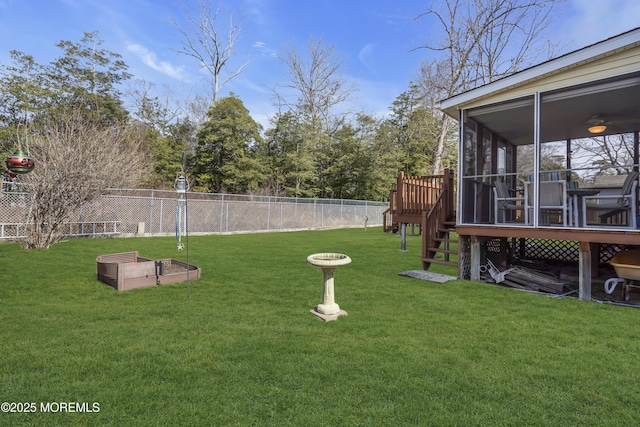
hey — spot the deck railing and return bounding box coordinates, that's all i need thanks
[384,170,455,231]
[422,169,455,267]
[382,189,398,232]
[396,172,445,215]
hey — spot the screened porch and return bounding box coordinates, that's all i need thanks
[459,71,640,231]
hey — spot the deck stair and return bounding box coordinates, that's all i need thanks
[384,170,458,272]
[423,218,458,269]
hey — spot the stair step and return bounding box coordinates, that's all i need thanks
[423,258,458,267]
[433,243,459,248]
[433,237,459,244]
[433,243,458,249]
[428,247,458,255]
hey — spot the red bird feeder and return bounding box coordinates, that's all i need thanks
[5,151,35,174]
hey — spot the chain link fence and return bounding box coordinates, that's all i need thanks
[0,183,388,239]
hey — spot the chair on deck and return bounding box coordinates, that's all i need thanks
[541,181,570,226]
[582,171,638,229]
[494,180,526,224]
[525,180,570,226]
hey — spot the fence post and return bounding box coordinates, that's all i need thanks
[267,197,271,230]
[149,191,155,234]
[159,199,164,234]
[79,204,84,235]
[219,195,224,232]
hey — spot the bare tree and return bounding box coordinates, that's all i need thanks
[125,79,182,134]
[414,0,561,174]
[277,36,356,130]
[571,134,636,179]
[174,0,246,104]
[19,113,150,248]
[416,60,459,174]
[184,93,212,128]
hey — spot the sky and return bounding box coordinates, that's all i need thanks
[1,0,639,128]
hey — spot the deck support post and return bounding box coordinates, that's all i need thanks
[400,223,408,252]
[579,241,592,301]
[470,236,481,281]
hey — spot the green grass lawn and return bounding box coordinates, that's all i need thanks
[1,227,638,426]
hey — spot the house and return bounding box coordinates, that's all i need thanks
[437,27,640,301]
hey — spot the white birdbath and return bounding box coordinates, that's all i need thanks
[307,253,351,321]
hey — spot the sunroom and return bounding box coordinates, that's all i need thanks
[439,27,640,301]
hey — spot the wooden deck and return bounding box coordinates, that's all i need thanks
[456,225,640,245]
[457,224,640,302]
[383,170,457,269]
[383,171,640,303]
[383,172,447,231]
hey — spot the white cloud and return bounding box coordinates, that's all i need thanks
[252,41,278,58]
[126,43,185,80]
[237,75,272,95]
[358,43,377,73]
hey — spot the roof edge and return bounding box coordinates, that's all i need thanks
[438,27,640,117]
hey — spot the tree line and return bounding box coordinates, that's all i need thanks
[0,32,454,201]
[0,0,563,248]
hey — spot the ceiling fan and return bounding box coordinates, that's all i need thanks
[586,114,639,134]
[586,115,608,133]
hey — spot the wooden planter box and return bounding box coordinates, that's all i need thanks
[96,251,201,291]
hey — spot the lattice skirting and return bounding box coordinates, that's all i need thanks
[459,236,630,280]
[485,237,628,264]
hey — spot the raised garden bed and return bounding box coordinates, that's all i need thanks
[96,251,201,291]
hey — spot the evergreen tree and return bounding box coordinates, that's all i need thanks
[262,111,316,197]
[377,87,439,177]
[128,87,193,189]
[193,95,264,193]
[0,51,47,153]
[144,118,193,189]
[324,122,358,199]
[46,31,131,127]
[0,31,132,155]
[348,113,380,200]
